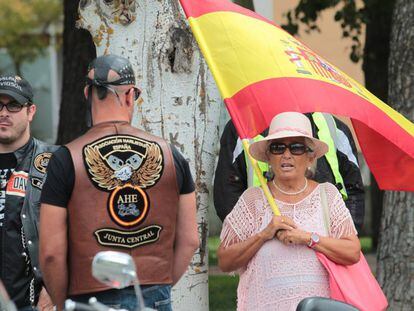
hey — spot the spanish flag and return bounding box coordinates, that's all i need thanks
[179,0,414,191]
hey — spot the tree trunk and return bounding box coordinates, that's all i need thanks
[362,0,395,247]
[377,0,414,309]
[56,0,96,145]
[233,0,254,11]
[78,1,222,309]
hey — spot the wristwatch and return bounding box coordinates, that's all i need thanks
[308,232,320,248]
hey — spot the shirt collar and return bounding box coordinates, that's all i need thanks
[13,137,34,164]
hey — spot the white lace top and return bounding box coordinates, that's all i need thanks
[220,183,357,311]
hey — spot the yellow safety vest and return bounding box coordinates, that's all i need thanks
[244,135,269,188]
[312,112,347,199]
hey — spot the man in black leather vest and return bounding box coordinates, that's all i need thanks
[0,75,57,310]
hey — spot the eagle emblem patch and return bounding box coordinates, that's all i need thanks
[83,135,164,191]
[83,135,164,230]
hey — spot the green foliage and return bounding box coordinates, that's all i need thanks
[281,0,394,63]
[209,275,239,311]
[209,236,221,266]
[360,236,373,253]
[0,0,62,73]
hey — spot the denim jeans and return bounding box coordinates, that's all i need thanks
[70,284,172,311]
[18,307,36,311]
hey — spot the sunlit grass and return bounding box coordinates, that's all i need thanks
[209,275,238,311]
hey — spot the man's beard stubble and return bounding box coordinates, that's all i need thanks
[0,116,28,145]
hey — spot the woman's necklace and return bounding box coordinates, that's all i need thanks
[272,178,308,195]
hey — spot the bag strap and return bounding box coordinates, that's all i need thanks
[320,183,330,235]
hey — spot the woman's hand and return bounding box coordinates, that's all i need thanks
[218,215,297,272]
[259,215,297,241]
[277,229,361,265]
[277,228,310,246]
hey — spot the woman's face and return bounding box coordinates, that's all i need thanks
[266,137,315,183]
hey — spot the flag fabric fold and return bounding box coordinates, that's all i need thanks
[179,0,414,191]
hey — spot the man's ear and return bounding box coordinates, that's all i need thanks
[126,88,135,107]
[27,104,37,122]
[84,86,89,99]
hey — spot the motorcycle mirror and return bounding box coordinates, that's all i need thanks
[92,251,137,289]
[0,281,17,311]
[296,297,359,311]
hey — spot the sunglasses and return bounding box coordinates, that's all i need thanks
[126,87,141,101]
[0,101,31,113]
[268,142,313,156]
[86,84,142,101]
[105,86,141,101]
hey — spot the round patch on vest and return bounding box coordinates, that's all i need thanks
[108,184,149,227]
[83,135,164,191]
[34,152,53,174]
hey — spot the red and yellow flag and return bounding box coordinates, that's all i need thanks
[179,0,414,191]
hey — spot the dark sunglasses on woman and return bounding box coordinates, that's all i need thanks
[268,142,313,156]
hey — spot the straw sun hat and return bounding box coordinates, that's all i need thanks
[249,112,329,162]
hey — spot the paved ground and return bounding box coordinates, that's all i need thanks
[209,253,377,275]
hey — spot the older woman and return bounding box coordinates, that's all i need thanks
[217,112,361,311]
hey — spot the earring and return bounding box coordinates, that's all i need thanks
[265,165,274,181]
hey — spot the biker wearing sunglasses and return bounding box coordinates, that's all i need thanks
[0,75,57,310]
[40,55,198,311]
[0,100,32,113]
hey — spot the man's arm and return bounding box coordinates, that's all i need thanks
[213,120,248,221]
[334,118,365,232]
[172,192,199,285]
[39,204,68,311]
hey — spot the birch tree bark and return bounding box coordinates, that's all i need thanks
[77,1,223,309]
[377,0,414,309]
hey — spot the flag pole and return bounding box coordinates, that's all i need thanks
[242,139,281,216]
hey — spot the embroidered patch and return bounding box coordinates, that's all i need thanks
[108,184,149,228]
[94,225,162,249]
[83,135,164,227]
[83,135,164,192]
[31,177,43,190]
[34,152,53,174]
[6,171,28,197]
